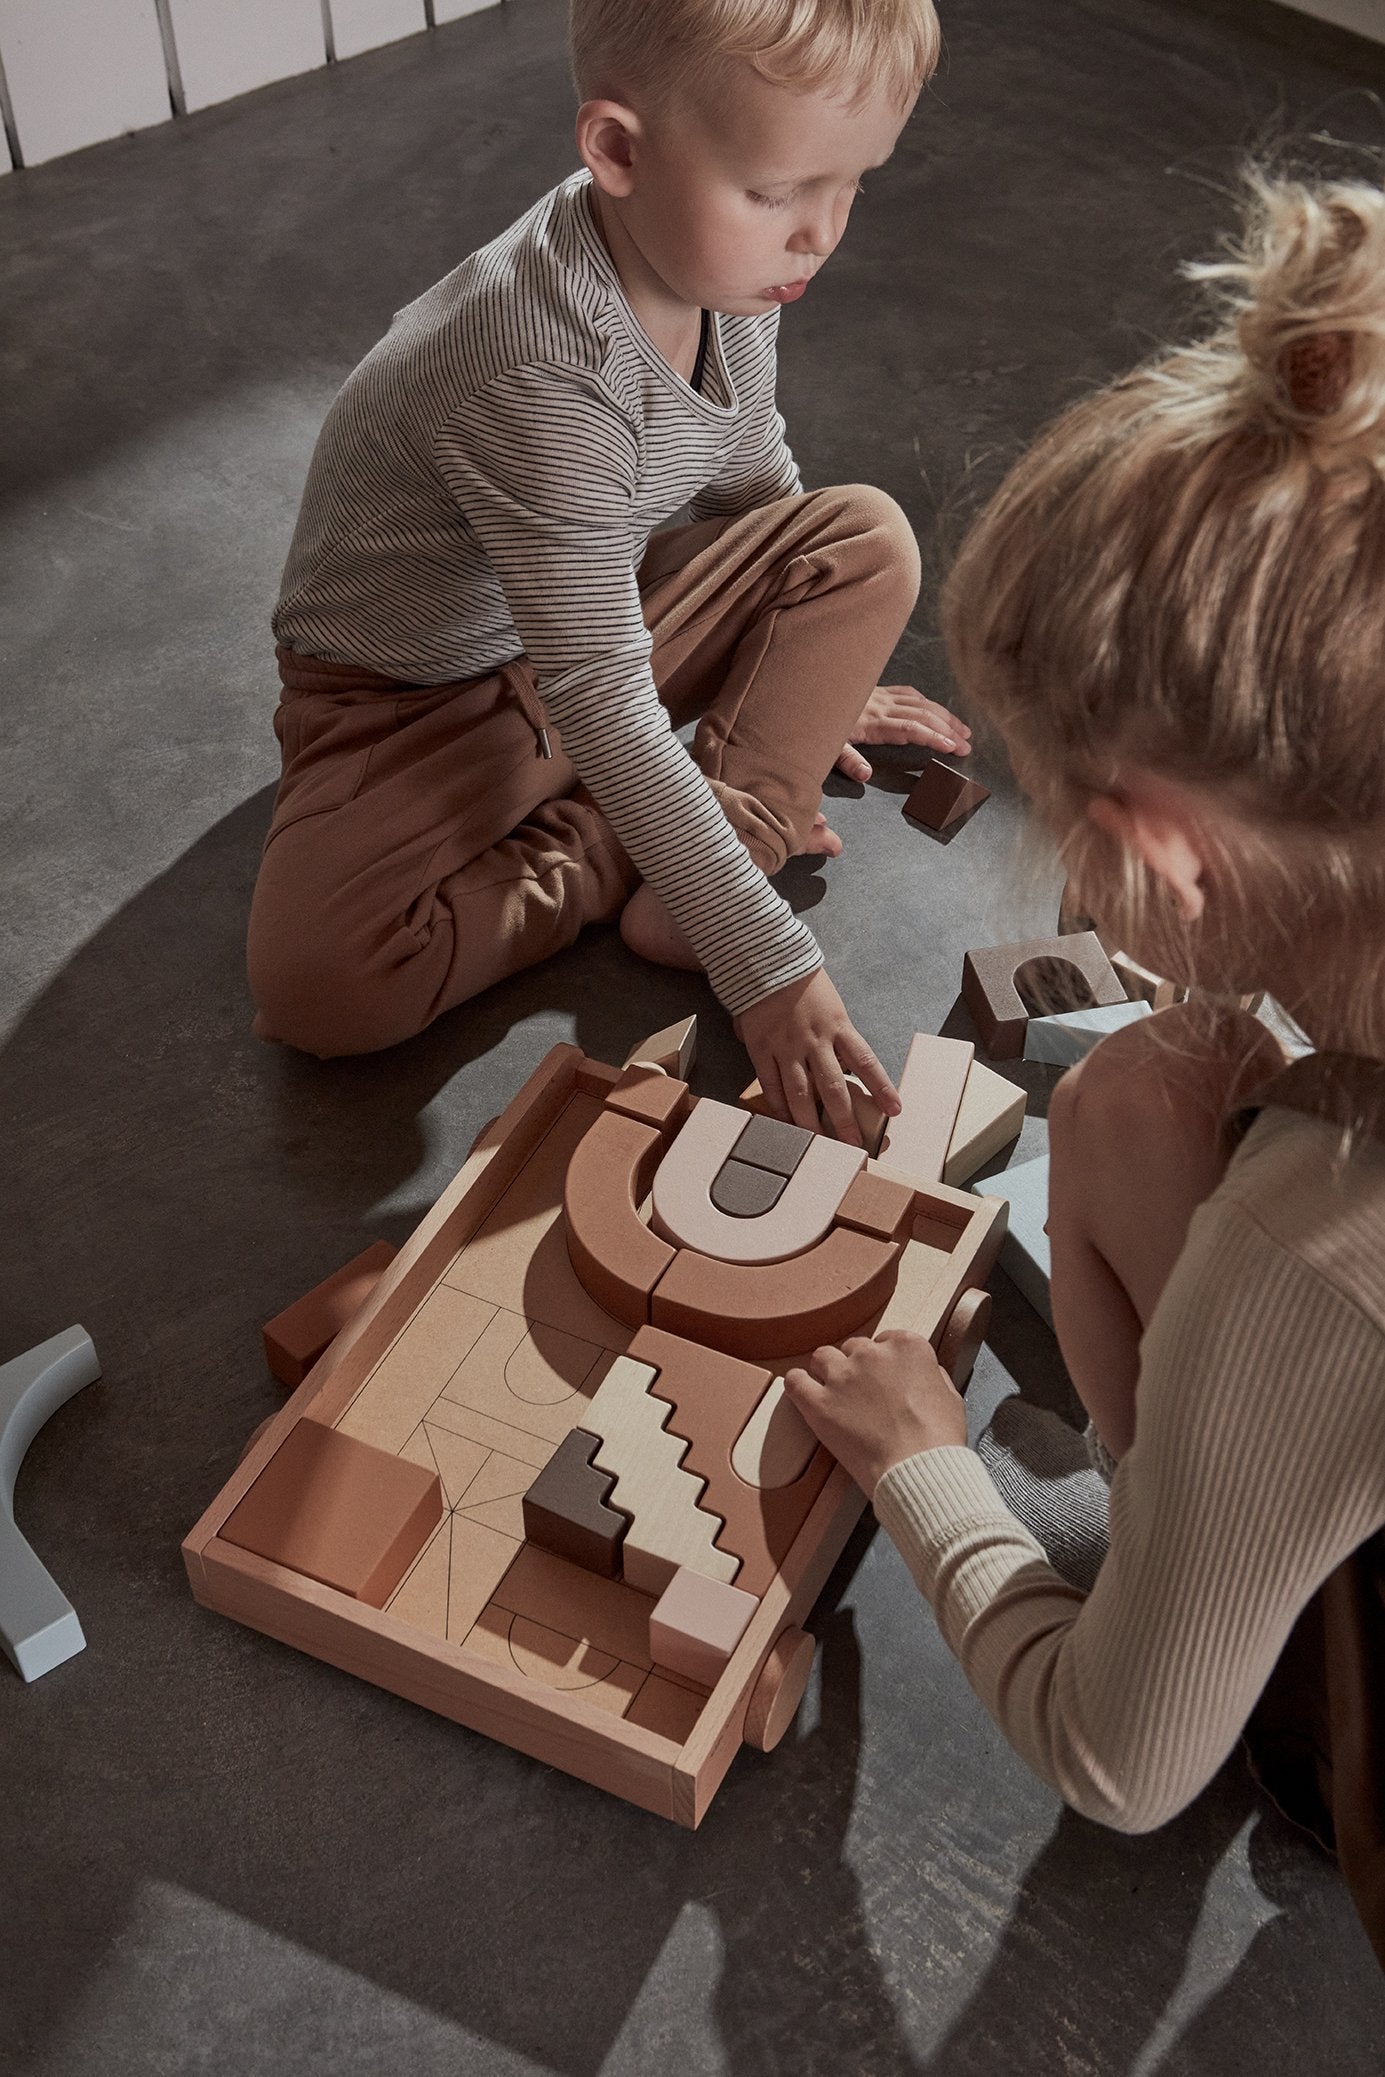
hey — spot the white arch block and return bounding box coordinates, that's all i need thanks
[1,1326,101,1681]
[651,1098,864,1265]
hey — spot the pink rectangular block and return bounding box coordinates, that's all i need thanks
[649,1567,760,1686]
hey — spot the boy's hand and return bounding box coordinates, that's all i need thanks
[835,684,973,784]
[784,1331,966,1496]
[734,969,900,1147]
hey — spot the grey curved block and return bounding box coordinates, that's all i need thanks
[1,1325,100,1681]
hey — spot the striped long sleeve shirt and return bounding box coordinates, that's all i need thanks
[273,170,821,1017]
[875,1102,1385,1832]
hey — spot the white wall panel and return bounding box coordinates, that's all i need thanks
[434,0,503,22]
[0,0,171,166]
[1280,0,1384,40]
[167,0,325,115]
[327,0,426,62]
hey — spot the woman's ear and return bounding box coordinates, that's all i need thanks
[575,99,642,198]
[1088,788,1207,923]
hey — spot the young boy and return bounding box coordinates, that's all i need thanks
[248,0,965,1143]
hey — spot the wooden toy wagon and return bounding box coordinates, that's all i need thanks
[184,1042,1005,1826]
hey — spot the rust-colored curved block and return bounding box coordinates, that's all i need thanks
[563,1112,675,1328]
[650,1227,902,1363]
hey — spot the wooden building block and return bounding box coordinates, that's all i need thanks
[521,1428,630,1578]
[875,1033,974,1186]
[437,1305,607,1453]
[563,1110,676,1327]
[651,1099,864,1266]
[462,1603,645,1717]
[1110,950,1186,1011]
[902,760,990,832]
[604,1065,692,1133]
[982,1157,1053,1325]
[738,1077,886,1156]
[709,1161,786,1218]
[943,1061,1026,1186]
[650,1568,760,1686]
[630,1326,832,1596]
[490,1544,655,1667]
[1022,998,1152,1064]
[962,932,1125,1059]
[651,1227,902,1363]
[583,1357,737,1594]
[733,1114,813,1178]
[220,1419,444,1608]
[624,1014,697,1079]
[729,1379,818,1489]
[834,1167,916,1242]
[263,1240,398,1388]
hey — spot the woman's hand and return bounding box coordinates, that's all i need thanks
[835,684,973,783]
[784,1330,967,1495]
[734,969,899,1146]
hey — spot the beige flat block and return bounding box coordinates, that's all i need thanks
[491,1545,655,1667]
[453,1451,534,1538]
[400,1423,490,1507]
[336,1284,496,1454]
[447,1515,523,1645]
[729,1379,817,1490]
[877,1034,975,1186]
[383,1517,452,1640]
[420,1395,555,1471]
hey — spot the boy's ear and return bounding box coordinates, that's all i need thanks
[1087,787,1207,923]
[576,99,643,198]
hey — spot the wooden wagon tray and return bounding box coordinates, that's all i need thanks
[184,1044,1005,1827]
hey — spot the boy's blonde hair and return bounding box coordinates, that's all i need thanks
[942,172,1385,1052]
[570,0,940,112]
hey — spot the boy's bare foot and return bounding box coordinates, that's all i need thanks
[620,883,702,969]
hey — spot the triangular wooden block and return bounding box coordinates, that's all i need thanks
[624,1014,697,1078]
[456,1450,535,1514]
[903,761,990,832]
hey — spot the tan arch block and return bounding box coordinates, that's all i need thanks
[650,1226,903,1362]
[563,1110,676,1328]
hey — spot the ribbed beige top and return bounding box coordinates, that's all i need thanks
[875,1102,1385,1832]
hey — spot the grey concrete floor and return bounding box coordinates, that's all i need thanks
[3,1,1385,2070]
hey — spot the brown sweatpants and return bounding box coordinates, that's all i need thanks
[247,483,920,1056]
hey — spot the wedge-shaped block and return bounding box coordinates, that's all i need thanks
[220,1419,444,1606]
[652,1098,864,1265]
[584,1357,737,1594]
[876,1033,974,1187]
[522,1428,630,1578]
[981,1157,1053,1326]
[1111,950,1186,1012]
[651,1227,901,1363]
[263,1240,397,1387]
[624,1014,697,1079]
[1022,998,1151,1065]
[650,1567,759,1687]
[563,1111,675,1326]
[943,1060,1026,1186]
[902,760,990,832]
[963,932,1125,1059]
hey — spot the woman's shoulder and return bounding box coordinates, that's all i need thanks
[1213,1102,1385,1336]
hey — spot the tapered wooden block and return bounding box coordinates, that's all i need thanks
[902,760,990,832]
[962,932,1125,1059]
[521,1428,630,1578]
[1110,950,1186,1012]
[263,1241,398,1388]
[563,1110,675,1326]
[650,1568,759,1686]
[624,1014,697,1079]
[942,1060,1026,1185]
[1022,999,1151,1064]
[220,1419,444,1607]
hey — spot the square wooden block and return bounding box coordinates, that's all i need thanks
[221,1418,444,1607]
[650,1567,760,1686]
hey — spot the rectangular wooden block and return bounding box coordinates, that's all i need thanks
[876,1034,974,1185]
[1022,999,1151,1064]
[942,1060,1026,1186]
[263,1240,398,1388]
[220,1419,443,1607]
[982,1157,1053,1325]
